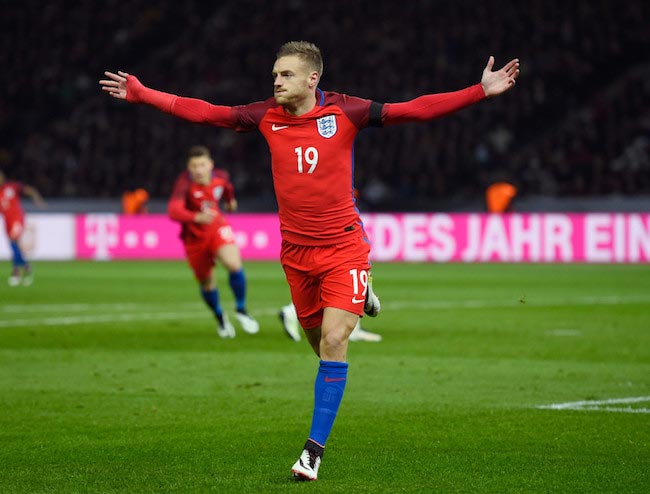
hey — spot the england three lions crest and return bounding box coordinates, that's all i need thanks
[317,115,337,138]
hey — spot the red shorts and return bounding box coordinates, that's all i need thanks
[183,224,236,281]
[281,234,371,329]
[2,213,24,240]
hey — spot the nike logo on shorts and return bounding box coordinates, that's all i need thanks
[351,297,364,304]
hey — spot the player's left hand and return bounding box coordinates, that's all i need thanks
[195,209,217,224]
[224,199,238,212]
[480,57,520,97]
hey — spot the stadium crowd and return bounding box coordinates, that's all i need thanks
[2,0,649,211]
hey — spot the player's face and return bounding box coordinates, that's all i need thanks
[272,55,318,107]
[187,156,214,185]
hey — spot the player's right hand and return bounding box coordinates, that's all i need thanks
[194,210,217,224]
[99,71,130,100]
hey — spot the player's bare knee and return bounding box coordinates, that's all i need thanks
[320,330,347,352]
[199,278,214,290]
[226,262,243,272]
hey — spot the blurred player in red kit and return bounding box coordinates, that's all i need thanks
[101,41,519,480]
[168,145,259,338]
[0,170,46,286]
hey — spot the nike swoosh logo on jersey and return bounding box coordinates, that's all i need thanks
[324,377,346,382]
[351,297,365,304]
[272,124,289,131]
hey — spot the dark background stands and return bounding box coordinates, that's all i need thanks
[2,0,649,212]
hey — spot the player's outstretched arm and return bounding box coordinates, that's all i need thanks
[480,56,520,98]
[382,56,520,126]
[99,70,177,111]
[99,71,235,126]
[23,185,47,208]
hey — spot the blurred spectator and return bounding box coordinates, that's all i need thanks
[122,188,149,214]
[486,182,517,213]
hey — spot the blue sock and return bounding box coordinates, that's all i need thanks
[229,270,247,312]
[308,360,349,447]
[10,241,26,267]
[200,288,223,324]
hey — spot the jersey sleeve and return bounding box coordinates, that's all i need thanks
[382,84,486,126]
[167,173,195,223]
[126,76,279,132]
[325,93,383,129]
[126,75,238,128]
[231,99,277,132]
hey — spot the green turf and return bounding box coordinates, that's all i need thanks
[1,261,649,493]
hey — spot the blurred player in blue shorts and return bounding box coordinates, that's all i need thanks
[168,146,259,338]
[0,170,46,286]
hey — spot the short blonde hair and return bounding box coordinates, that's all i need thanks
[276,41,323,78]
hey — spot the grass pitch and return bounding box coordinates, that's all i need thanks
[1,261,649,493]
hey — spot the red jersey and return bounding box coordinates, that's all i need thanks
[0,181,25,222]
[128,77,485,245]
[231,91,374,245]
[168,169,234,242]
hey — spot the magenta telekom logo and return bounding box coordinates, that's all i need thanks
[79,214,167,260]
[83,215,119,260]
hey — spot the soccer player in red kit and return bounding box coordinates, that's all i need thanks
[0,170,46,286]
[168,145,259,338]
[101,41,519,480]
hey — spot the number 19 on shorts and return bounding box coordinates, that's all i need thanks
[349,268,368,299]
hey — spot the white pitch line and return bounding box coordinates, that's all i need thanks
[546,329,582,336]
[1,302,202,313]
[3,294,650,315]
[580,407,650,414]
[537,396,650,414]
[2,294,649,329]
[0,311,206,328]
[0,307,282,328]
[385,294,650,311]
